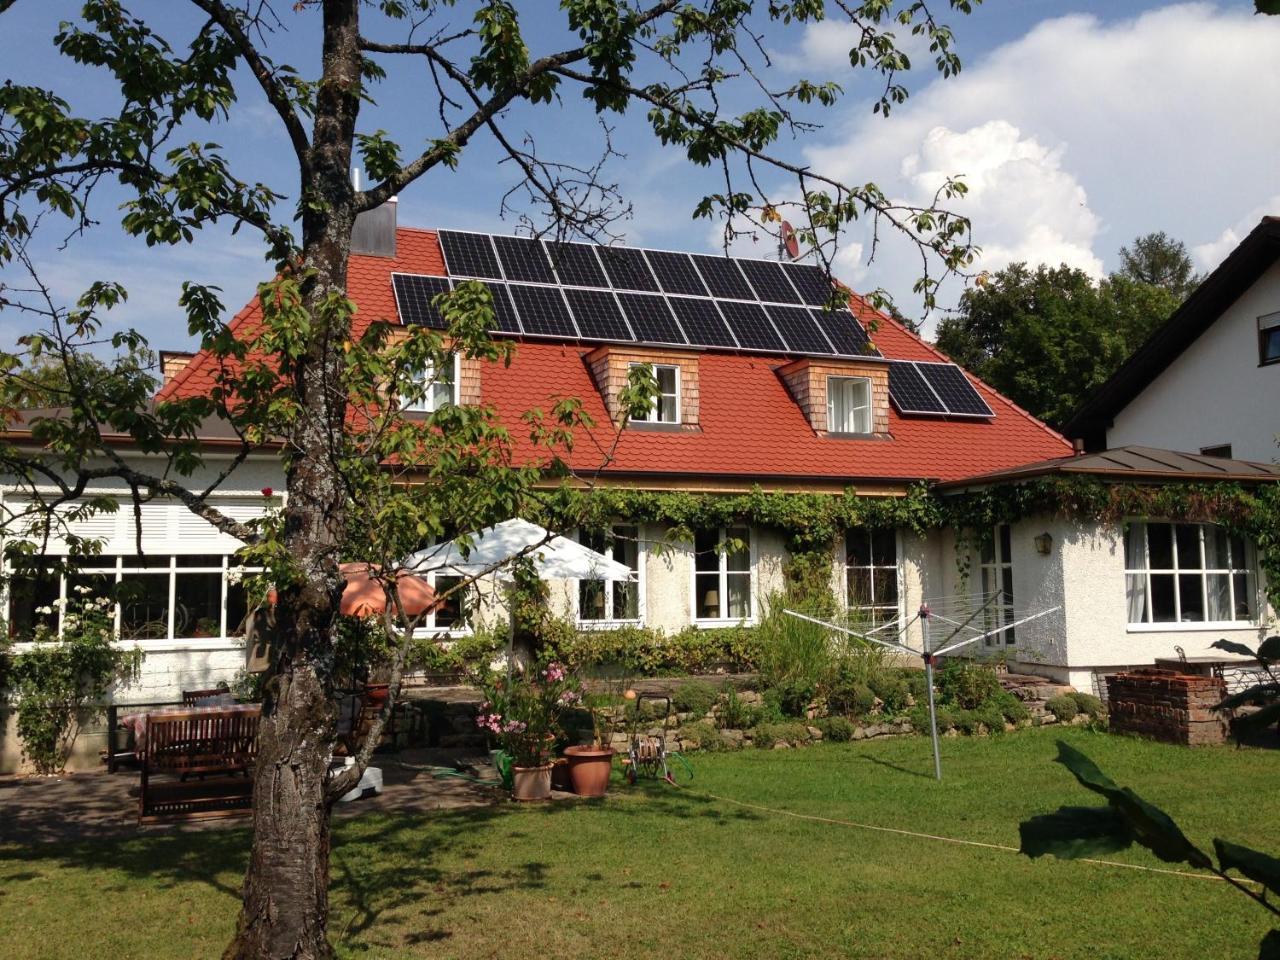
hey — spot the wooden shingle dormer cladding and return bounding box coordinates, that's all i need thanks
[381,325,482,406]
[778,357,890,436]
[584,345,700,428]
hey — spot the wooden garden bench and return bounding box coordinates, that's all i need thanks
[138,706,260,824]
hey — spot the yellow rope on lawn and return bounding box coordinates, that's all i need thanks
[671,785,1245,885]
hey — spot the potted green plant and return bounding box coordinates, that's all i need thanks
[563,688,620,797]
[476,661,579,801]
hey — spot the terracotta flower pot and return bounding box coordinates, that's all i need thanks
[563,745,616,797]
[511,762,553,801]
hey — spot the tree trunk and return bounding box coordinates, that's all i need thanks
[225,2,363,957]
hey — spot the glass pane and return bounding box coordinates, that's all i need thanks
[1229,534,1247,570]
[226,581,249,637]
[726,572,750,619]
[1205,574,1231,621]
[121,554,168,570]
[1125,574,1149,623]
[870,529,896,567]
[999,523,1012,560]
[1234,572,1257,621]
[655,392,678,423]
[656,365,677,394]
[612,526,639,570]
[67,572,113,609]
[847,568,872,608]
[7,567,60,637]
[1175,524,1201,570]
[979,535,995,565]
[873,568,897,607]
[1264,328,1280,363]
[612,580,639,620]
[433,575,465,629]
[845,529,870,567]
[724,528,750,572]
[72,554,118,573]
[1177,573,1204,622]
[1001,566,1015,606]
[119,573,171,639]
[1147,524,1173,570]
[174,571,222,637]
[1205,527,1231,569]
[430,379,454,410]
[1149,574,1176,622]
[579,579,607,621]
[176,554,225,569]
[694,529,719,572]
[980,566,997,599]
[696,572,721,619]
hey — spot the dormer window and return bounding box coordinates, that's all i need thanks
[827,376,872,434]
[629,362,680,424]
[404,355,459,412]
[1260,311,1280,366]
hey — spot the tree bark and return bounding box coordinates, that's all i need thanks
[225,3,363,958]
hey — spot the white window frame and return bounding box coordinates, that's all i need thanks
[404,354,461,413]
[978,524,1016,648]
[417,571,472,637]
[691,526,756,626]
[826,375,873,434]
[629,361,680,424]
[1123,521,1259,631]
[843,527,902,626]
[573,523,645,628]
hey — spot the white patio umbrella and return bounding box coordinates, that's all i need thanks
[403,518,633,671]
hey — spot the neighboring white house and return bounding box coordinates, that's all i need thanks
[1066,217,1280,462]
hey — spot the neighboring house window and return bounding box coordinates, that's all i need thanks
[827,376,872,434]
[404,356,459,412]
[694,526,752,622]
[629,362,679,423]
[577,524,641,623]
[845,528,899,625]
[1260,311,1280,366]
[6,554,260,641]
[979,525,1015,647]
[1199,444,1233,459]
[1124,522,1257,625]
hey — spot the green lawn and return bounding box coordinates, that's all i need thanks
[2,728,1276,959]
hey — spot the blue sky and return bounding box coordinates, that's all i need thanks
[3,1,1277,348]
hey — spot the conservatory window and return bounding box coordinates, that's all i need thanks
[694,526,752,623]
[1124,522,1257,625]
[577,524,642,624]
[845,528,899,625]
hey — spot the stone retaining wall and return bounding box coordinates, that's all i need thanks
[1105,668,1227,746]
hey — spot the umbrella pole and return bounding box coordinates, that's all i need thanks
[506,581,516,681]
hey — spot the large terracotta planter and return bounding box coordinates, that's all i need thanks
[563,745,615,797]
[511,762,553,801]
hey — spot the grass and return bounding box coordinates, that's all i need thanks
[1,728,1277,959]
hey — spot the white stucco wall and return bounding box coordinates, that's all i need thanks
[1106,259,1280,462]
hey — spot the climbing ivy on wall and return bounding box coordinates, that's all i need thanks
[534,477,1280,613]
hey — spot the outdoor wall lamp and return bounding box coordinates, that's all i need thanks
[1034,532,1053,556]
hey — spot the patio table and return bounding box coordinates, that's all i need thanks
[1153,655,1256,679]
[122,702,261,756]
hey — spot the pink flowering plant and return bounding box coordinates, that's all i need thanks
[475,659,582,766]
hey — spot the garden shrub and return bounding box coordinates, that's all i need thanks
[994,690,1031,725]
[908,703,957,732]
[676,720,729,752]
[545,622,762,676]
[717,685,759,730]
[1069,691,1105,720]
[869,672,911,714]
[672,680,718,717]
[818,715,856,742]
[936,660,1002,710]
[753,721,810,749]
[1046,693,1079,723]
[973,702,1008,735]
[902,668,930,702]
[953,709,983,736]
[768,678,816,718]
[758,689,787,725]
[827,680,875,718]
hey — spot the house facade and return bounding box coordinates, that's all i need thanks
[2,208,1276,772]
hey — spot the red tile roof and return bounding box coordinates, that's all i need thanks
[158,227,1071,484]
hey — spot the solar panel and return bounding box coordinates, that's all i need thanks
[563,288,633,341]
[737,258,802,305]
[479,281,522,334]
[597,246,659,292]
[690,254,754,300]
[616,292,686,345]
[782,262,837,307]
[918,362,994,417]
[492,235,555,284]
[438,230,502,279]
[810,307,878,357]
[668,296,738,348]
[507,284,578,338]
[545,241,608,288]
[718,300,786,352]
[888,361,947,414]
[392,275,452,329]
[765,304,835,355]
[646,250,710,297]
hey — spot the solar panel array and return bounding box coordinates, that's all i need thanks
[888,361,994,418]
[389,229,883,361]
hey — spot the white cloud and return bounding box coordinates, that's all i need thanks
[1191,193,1280,270]
[800,3,1280,333]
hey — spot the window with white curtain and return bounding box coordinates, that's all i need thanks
[694,526,752,622]
[979,525,1015,647]
[403,355,459,412]
[577,524,641,623]
[1124,522,1257,625]
[629,362,680,424]
[826,376,872,434]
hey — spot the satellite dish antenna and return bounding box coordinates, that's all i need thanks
[780,221,801,260]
